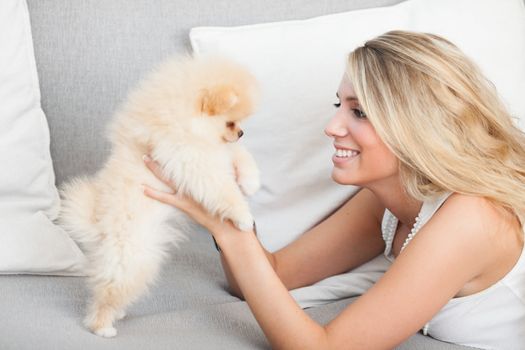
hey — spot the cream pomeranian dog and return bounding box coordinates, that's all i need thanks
[58,55,260,337]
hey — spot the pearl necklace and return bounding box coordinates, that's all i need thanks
[401,214,423,252]
[385,210,424,257]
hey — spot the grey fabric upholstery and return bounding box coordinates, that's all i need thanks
[27,0,404,186]
[0,1,479,349]
[1,229,474,349]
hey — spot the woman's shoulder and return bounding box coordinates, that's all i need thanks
[439,193,516,232]
[434,194,524,298]
[429,192,522,261]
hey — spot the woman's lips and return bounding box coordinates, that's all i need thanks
[332,147,360,165]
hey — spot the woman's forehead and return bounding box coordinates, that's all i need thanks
[337,76,358,101]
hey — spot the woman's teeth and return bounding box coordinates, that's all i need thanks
[335,149,360,158]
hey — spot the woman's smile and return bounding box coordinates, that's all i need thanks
[332,145,360,166]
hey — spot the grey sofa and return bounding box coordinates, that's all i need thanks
[0,1,477,349]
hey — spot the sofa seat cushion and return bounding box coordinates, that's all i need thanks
[0,229,477,349]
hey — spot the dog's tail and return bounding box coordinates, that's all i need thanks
[58,177,101,254]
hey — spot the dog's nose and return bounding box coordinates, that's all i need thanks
[238,130,244,138]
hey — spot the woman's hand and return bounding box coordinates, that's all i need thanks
[141,154,237,236]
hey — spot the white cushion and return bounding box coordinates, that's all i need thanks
[190,0,525,307]
[190,9,407,252]
[0,0,86,275]
[405,0,525,130]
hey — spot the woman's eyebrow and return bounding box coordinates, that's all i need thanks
[336,92,359,102]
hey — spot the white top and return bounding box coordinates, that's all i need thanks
[381,192,525,350]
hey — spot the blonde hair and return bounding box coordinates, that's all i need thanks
[347,30,525,235]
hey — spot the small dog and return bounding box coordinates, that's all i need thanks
[59,55,260,337]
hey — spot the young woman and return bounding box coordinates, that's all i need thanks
[143,31,525,349]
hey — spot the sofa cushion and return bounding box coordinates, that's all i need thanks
[0,231,477,349]
[0,0,85,275]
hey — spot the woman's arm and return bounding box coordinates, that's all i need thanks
[142,154,385,297]
[221,187,386,297]
[219,237,276,297]
[141,157,494,348]
[178,193,494,349]
[272,187,386,290]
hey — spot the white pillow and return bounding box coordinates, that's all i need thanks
[191,0,525,252]
[406,0,525,130]
[0,0,86,275]
[190,0,525,307]
[190,6,408,252]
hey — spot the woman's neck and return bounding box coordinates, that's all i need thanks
[366,177,423,227]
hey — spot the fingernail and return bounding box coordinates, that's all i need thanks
[143,154,151,162]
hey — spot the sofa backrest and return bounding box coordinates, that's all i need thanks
[26,0,403,185]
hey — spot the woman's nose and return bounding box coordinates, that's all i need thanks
[324,112,347,138]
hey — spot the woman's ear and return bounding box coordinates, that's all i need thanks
[199,85,239,116]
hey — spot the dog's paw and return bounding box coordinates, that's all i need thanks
[94,326,117,338]
[84,312,117,338]
[235,219,254,232]
[238,176,260,196]
[231,213,254,232]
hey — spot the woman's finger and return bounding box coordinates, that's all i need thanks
[143,155,174,187]
[143,184,221,230]
[143,185,181,207]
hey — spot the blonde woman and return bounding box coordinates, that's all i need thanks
[143,31,525,349]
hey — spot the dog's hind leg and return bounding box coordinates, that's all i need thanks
[84,251,164,337]
[83,224,169,338]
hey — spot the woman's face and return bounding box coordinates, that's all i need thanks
[324,75,399,187]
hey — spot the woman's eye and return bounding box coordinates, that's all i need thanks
[333,101,365,118]
[352,109,367,119]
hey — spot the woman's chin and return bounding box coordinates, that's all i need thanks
[331,169,357,185]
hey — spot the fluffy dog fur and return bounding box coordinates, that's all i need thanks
[59,56,260,337]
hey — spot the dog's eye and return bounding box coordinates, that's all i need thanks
[226,122,235,128]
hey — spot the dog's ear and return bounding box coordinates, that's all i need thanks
[199,86,239,116]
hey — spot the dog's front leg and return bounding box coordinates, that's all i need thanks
[215,179,254,231]
[160,151,255,231]
[229,143,260,196]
